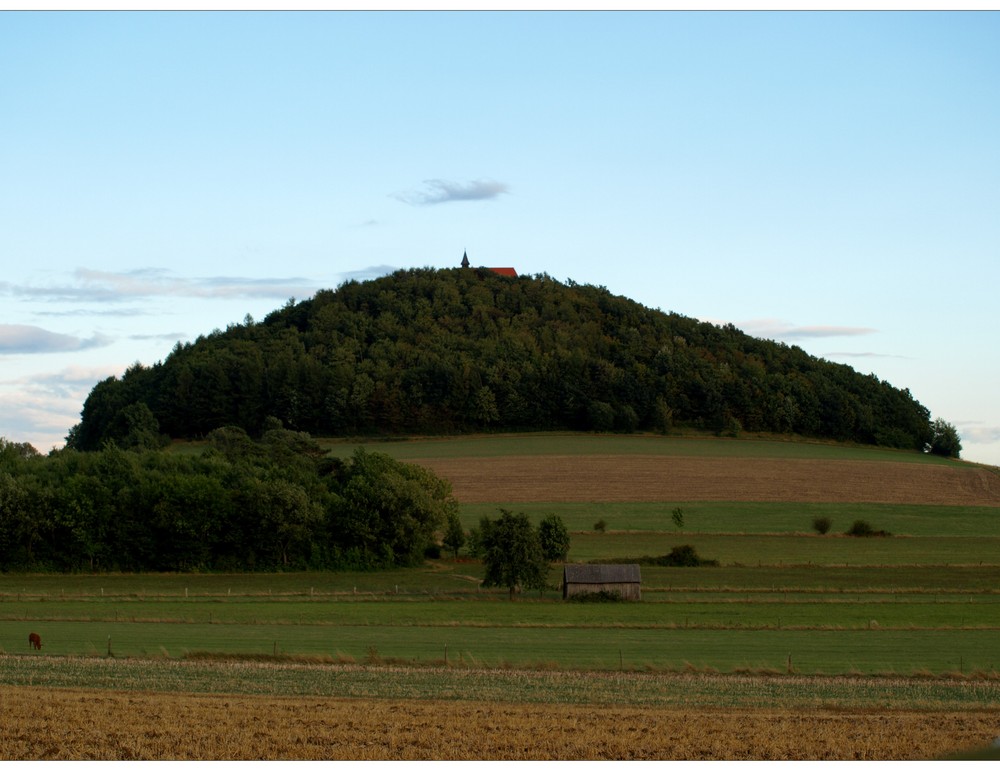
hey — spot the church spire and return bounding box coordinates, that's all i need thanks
[461,250,470,269]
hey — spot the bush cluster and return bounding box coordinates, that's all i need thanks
[845,519,892,537]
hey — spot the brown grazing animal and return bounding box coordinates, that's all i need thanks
[28,632,41,650]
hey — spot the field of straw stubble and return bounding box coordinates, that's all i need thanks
[1,684,997,760]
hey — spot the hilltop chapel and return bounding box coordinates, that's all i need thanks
[461,251,517,277]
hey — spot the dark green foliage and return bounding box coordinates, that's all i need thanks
[593,519,607,533]
[479,509,549,599]
[643,544,719,567]
[330,449,456,569]
[538,514,570,562]
[0,434,455,573]
[812,516,833,535]
[846,519,891,537]
[442,510,466,558]
[67,269,934,453]
[671,507,685,530]
[928,419,962,458]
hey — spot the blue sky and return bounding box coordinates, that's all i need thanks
[2,10,999,465]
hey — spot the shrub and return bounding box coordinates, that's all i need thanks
[538,514,570,562]
[635,544,719,567]
[846,519,891,537]
[812,516,832,535]
[593,519,607,533]
[671,507,685,530]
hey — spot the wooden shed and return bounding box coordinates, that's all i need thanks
[562,564,641,601]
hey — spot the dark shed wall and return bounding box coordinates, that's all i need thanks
[562,564,641,600]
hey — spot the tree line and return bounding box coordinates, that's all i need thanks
[67,268,943,454]
[0,433,455,573]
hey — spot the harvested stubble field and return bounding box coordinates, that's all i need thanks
[3,687,997,760]
[416,454,1000,506]
[2,658,999,760]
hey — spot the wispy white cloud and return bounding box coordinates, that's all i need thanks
[1,269,324,305]
[823,351,913,361]
[738,318,878,340]
[338,265,398,283]
[393,178,509,206]
[954,421,1000,446]
[128,332,189,342]
[0,325,113,355]
[34,308,149,318]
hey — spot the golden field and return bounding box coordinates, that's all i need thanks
[1,684,997,760]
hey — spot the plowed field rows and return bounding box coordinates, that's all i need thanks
[1,686,995,760]
[416,455,1000,506]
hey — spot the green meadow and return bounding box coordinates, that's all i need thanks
[3,434,999,679]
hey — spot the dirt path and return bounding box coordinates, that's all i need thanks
[414,455,1000,506]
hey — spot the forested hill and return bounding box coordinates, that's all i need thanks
[69,268,933,452]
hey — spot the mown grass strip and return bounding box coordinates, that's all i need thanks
[4,565,999,597]
[460,501,1000,537]
[317,433,955,465]
[570,532,1000,566]
[1,654,997,710]
[4,595,1000,631]
[5,621,999,675]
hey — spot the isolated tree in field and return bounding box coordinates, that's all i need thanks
[812,516,832,535]
[538,514,570,562]
[479,509,548,599]
[928,419,962,458]
[442,509,466,558]
[671,507,685,530]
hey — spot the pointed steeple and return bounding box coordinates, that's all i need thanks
[461,250,470,269]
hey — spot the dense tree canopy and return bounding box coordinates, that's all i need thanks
[0,433,455,573]
[928,419,962,459]
[68,268,935,452]
[477,509,549,600]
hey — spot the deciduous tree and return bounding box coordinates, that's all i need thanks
[479,509,548,599]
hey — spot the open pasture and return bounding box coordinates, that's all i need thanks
[4,434,1000,675]
[3,565,999,674]
[570,532,1000,565]
[460,500,1000,537]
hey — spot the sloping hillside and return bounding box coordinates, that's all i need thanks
[327,434,1000,507]
[69,268,934,453]
[418,455,1000,506]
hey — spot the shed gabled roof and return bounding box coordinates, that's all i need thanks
[563,564,641,584]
